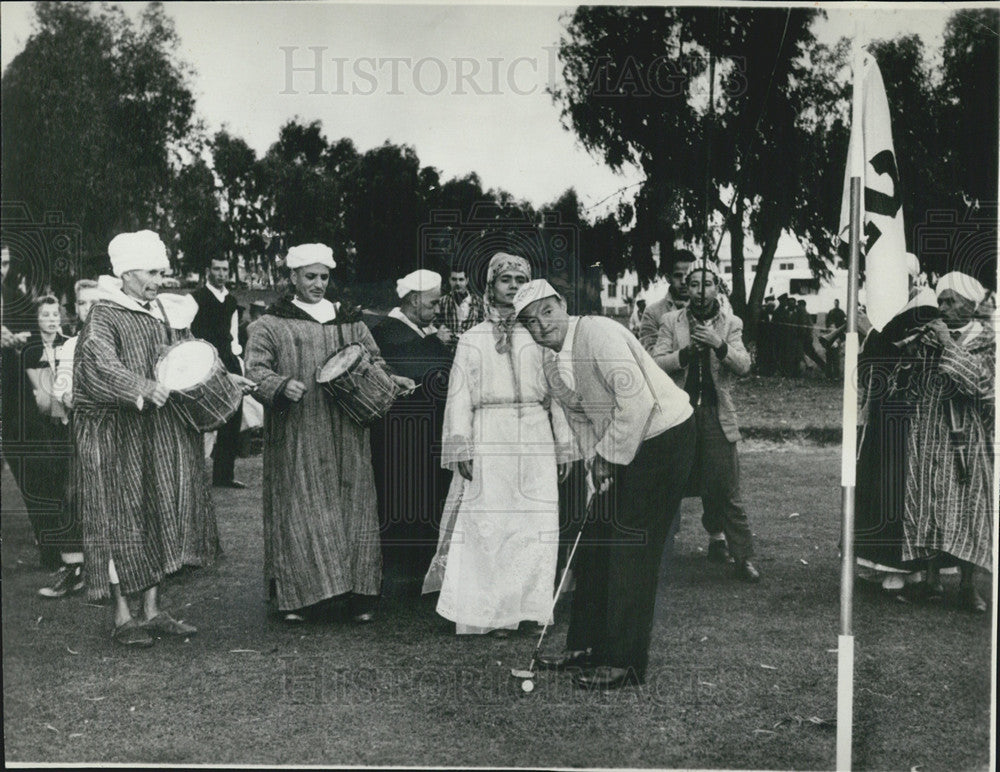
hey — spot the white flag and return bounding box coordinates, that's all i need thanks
[839,52,908,332]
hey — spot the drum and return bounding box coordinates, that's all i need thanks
[316,343,399,425]
[155,340,243,432]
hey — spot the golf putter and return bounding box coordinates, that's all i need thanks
[511,479,610,687]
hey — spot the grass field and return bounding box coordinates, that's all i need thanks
[2,429,992,768]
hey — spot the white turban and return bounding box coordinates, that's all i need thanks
[936,271,987,304]
[286,243,336,270]
[905,253,921,278]
[396,269,442,298]
[513,279,561,317]
[108,230,169,277]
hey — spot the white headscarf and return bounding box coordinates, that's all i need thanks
[936,272,987,304]
[396,269,442,298]
[286,244,336,270]
[108,231,170,277]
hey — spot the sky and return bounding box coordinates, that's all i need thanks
[0,2,965,214]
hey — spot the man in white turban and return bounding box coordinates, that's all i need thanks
[75,231,244,647]
[900,269,994,613]
[246,244,412,623]
[371,269,455,593]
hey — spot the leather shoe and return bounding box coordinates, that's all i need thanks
[537,650,596,671]
[141,612,198,637]
[959,584,987,614]
[215,479,247,489]
[112,619,155,648]
[707,539,729,564]
[573,666,639,690]
[735,560,761,583]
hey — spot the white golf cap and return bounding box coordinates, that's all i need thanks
[396,269,442,298]
[513,279,560,317]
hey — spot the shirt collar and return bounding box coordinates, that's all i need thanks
[205,282,228,302]
[555,316,580,359]
[389,307,427,337]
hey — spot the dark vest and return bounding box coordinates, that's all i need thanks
[191,285,240,372]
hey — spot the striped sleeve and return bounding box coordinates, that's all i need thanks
[245,319,290,407]
[76,306,157,410]
[938,341,994,400]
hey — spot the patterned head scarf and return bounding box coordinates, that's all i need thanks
[483,252,531,354]
[685,258,724,321]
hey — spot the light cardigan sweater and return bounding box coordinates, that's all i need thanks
[649,304,752,443]
[542,315,693,466]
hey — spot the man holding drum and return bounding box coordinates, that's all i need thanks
[370,269,454,594]
[74,230,248,647]
[245,244,414,624]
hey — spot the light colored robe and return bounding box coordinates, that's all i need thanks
[423,321,572,633]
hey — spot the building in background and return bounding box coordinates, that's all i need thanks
[601,232,850,319]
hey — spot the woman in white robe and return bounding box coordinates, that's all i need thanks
[423,253,573,635]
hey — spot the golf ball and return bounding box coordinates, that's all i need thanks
[521,680,534,693]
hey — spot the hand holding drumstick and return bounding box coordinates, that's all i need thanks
[283,379,308,402]
[228,373,257,395]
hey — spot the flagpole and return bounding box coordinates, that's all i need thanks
[837,38,865,772]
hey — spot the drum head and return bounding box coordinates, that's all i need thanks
[318,345,362,383]
[156,340,216,390]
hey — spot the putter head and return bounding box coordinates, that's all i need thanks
[510,668,535,679]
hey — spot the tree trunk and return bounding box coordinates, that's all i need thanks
[728,195,747,321]
[745,220,782,338]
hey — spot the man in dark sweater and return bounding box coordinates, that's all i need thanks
[370,270,454,594]
[191,257,245,488]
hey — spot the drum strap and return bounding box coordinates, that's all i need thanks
[154,297,175,345]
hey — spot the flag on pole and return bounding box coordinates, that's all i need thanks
[838,52,908,332]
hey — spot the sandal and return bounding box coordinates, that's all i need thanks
[141,612,197,637]
[112,619,155,648]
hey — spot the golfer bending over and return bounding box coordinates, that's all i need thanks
[514,280,695,690]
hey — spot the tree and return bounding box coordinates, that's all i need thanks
[212,130,266,276]
[936,9,998,285]
[551,6,828,329]
[340,142,433,284]
[2,2,198,282]
[170,158,225,275]
[259,120,350,264]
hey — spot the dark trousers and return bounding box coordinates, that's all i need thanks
[565,415,695,682]
[824,343,842,380]
[17,419,80,568]
[211,401,243,484]
[693,404,754,562]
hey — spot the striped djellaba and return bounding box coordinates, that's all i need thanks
[903,323,994,571]
[73,301,220,600]
[244,298,382,612]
